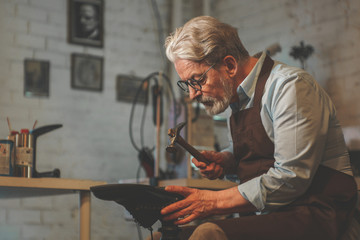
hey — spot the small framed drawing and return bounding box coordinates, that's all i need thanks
[68,0,104,48]
[24,59,50,98]
[116,75,148,104]
[71,53,103,91]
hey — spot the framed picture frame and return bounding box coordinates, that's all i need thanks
[68,0,104,48]
[116,75,148,104]
[24,59,50,98]
[71,53,103,91]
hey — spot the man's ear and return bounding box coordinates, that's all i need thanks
[223,56,238,78]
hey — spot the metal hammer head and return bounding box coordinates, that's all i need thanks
[166,122,187,153]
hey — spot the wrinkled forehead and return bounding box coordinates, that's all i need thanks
[174,59,204,80]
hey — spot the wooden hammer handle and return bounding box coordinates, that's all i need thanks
[176,136,210,165]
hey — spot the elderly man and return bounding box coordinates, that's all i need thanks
[160,16,357,240]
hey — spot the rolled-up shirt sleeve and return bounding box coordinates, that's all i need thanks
[238,71,333,212]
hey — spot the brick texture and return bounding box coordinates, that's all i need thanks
[214,0,360,129]
[1,0,360,239]
[0,0,170,239]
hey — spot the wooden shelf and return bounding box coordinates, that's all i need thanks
[0,176,106,198]
[0,176,106,190]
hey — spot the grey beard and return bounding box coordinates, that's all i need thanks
[200,78,233,116]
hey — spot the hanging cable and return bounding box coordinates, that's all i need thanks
[129,73,158,152]
[129,72,179,152]
[149,0,167,71]
[128,70,181,240]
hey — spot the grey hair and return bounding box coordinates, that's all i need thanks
[165,16,249,65]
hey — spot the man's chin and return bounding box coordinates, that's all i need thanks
[200,97,229,116]
[204,105,226,116]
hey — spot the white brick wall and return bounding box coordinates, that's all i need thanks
[1,0,359,239]
[8,209,42,224]
[0,0,171,239]
[214,0,360,131]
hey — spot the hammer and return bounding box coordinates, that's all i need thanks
[166,122,210,165]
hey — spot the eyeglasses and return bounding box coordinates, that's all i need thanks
[177,64,215,93]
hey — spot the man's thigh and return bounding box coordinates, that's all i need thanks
[179,205,336,240]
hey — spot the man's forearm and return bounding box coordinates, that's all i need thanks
[213,186,257,215]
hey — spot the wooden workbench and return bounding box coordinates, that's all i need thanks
[0,176,106,240]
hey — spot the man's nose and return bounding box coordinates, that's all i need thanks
[188,87,202,100]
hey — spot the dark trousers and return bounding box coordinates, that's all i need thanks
[179,166,357,240]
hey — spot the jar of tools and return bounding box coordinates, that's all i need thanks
[14,129,34,178]
[0,140,14,176]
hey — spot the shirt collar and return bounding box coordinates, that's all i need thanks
[230,51,267,111]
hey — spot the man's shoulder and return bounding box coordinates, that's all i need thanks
[266,61,315,89]
[272,61,309,79]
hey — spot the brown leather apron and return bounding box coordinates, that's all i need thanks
[229,55,275,184]
[180,55,357,240]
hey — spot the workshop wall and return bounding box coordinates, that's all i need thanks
[1,0,360,239]
[213,0,360,149]
[0,0,171,239]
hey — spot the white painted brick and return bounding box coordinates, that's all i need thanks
[8,209,41,224]
[48,11,67,26]
[51,194,78,211]
[0,225,21,240]
[3,16,28,33]
[2,0,360,239]
[314,5,344,24]
[83,47,105,56]
[0,2,16,16]
[16,3,48,22]
[22,224,53,239]
[22,196,53,209]
[15,33,46,49]
[3,47,33,61]
[29,0,65,12]
[34,50,67,67]
[46,225,78,240]
[0,92,17,108]
[0,32,15,45]
[0,57,10,72]
[0,198,22,208]
[29,21,66,39]
[8,0,29,4]
[42,209,74,224]
[47,38,83,53]
[0,209,6,224]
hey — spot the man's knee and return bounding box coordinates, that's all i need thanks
[189,222,229,240]
[145,231,162,240]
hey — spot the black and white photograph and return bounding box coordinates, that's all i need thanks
[71,53,103,91]
[68,0,104,48]
[24,59,50,97]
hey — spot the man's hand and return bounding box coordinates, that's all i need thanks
[161,185,257,225]
[160,186,218,225]
[192,151,235,180]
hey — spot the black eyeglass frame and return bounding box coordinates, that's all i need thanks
[177,64,215,93]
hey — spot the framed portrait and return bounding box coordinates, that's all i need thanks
[68,0,104,48]
[71,53,103,91]
[24,59,50,98]
[116,75,148,104]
